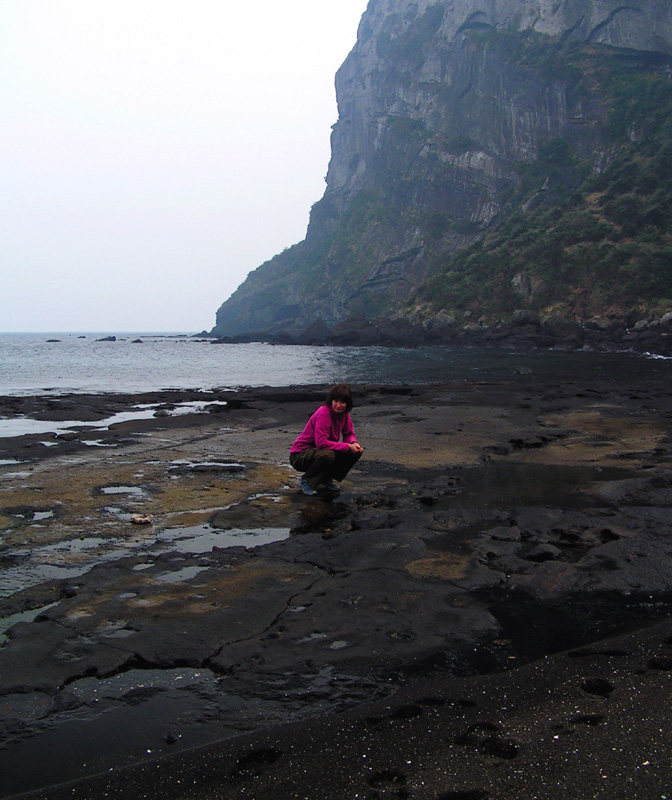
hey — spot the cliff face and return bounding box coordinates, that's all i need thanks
[328,0,672,206]
[212,0,672,338]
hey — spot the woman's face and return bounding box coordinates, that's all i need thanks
[331,398,347,414]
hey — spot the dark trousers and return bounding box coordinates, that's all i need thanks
[289,447,361,489]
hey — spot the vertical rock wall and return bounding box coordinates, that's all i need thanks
[212,0,672,338]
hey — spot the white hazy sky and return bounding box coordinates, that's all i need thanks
[0,0,368,333]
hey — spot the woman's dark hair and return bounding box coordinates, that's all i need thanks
[326,383,354,413]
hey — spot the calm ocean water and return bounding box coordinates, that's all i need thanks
[1,332,671,396]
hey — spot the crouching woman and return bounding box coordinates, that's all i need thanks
[289,383,363,495]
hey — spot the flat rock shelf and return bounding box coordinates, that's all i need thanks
[1,381,671,799]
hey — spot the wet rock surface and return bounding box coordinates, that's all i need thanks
[1,379,672,798]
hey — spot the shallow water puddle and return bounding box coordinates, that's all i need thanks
[0,522,291,597]
[155,565,210,583]
[0,666,251,798]
[101,627,137,638]
[479,589,672,664]
[69,666,221,702]
[168,460,245,474]
[297,632,328,644]
[4,507,58,522]
[152,524,291,553]
[99,485,146,497]
[0,536,134,597]
[0,400,228,439]
[0,603,59,646]
[443,461,637,510]
[102,505,134,521]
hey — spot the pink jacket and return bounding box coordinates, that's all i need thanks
[290,404,357,454]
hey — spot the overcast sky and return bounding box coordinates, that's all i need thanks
[0,1,368,333]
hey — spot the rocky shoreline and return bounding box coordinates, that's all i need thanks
[1,378,672,798]
[209,311,672,357]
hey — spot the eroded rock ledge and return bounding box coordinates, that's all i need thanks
[209,311,672,356]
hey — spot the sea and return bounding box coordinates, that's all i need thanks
[1,331,671,397]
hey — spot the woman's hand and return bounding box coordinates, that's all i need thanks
[349,442,364,454]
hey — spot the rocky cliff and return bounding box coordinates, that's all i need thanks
[211,0,672,340]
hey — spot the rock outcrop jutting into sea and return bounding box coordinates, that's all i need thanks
[211,0,672,341]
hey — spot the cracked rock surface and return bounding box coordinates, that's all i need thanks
[1,381,672,798]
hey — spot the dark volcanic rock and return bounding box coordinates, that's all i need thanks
[0,620,133,694]
[211,0,672,345]
[3,378,672,798]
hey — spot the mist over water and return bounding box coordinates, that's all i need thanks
[1,333,670,396]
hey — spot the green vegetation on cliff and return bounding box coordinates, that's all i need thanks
[419,35,672,321]
[213,4,672,337]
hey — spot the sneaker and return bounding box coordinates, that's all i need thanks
[323,479,340,492]
[299,475,316,495]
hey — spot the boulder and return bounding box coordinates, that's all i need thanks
[375,318,423,346]
[511,309,540,326]
[329,316,379,345]
[586,317,612,332]
[300,319,330,345]
[511,273,532,301]
[541,315,583,339]
[658,311,672,329]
